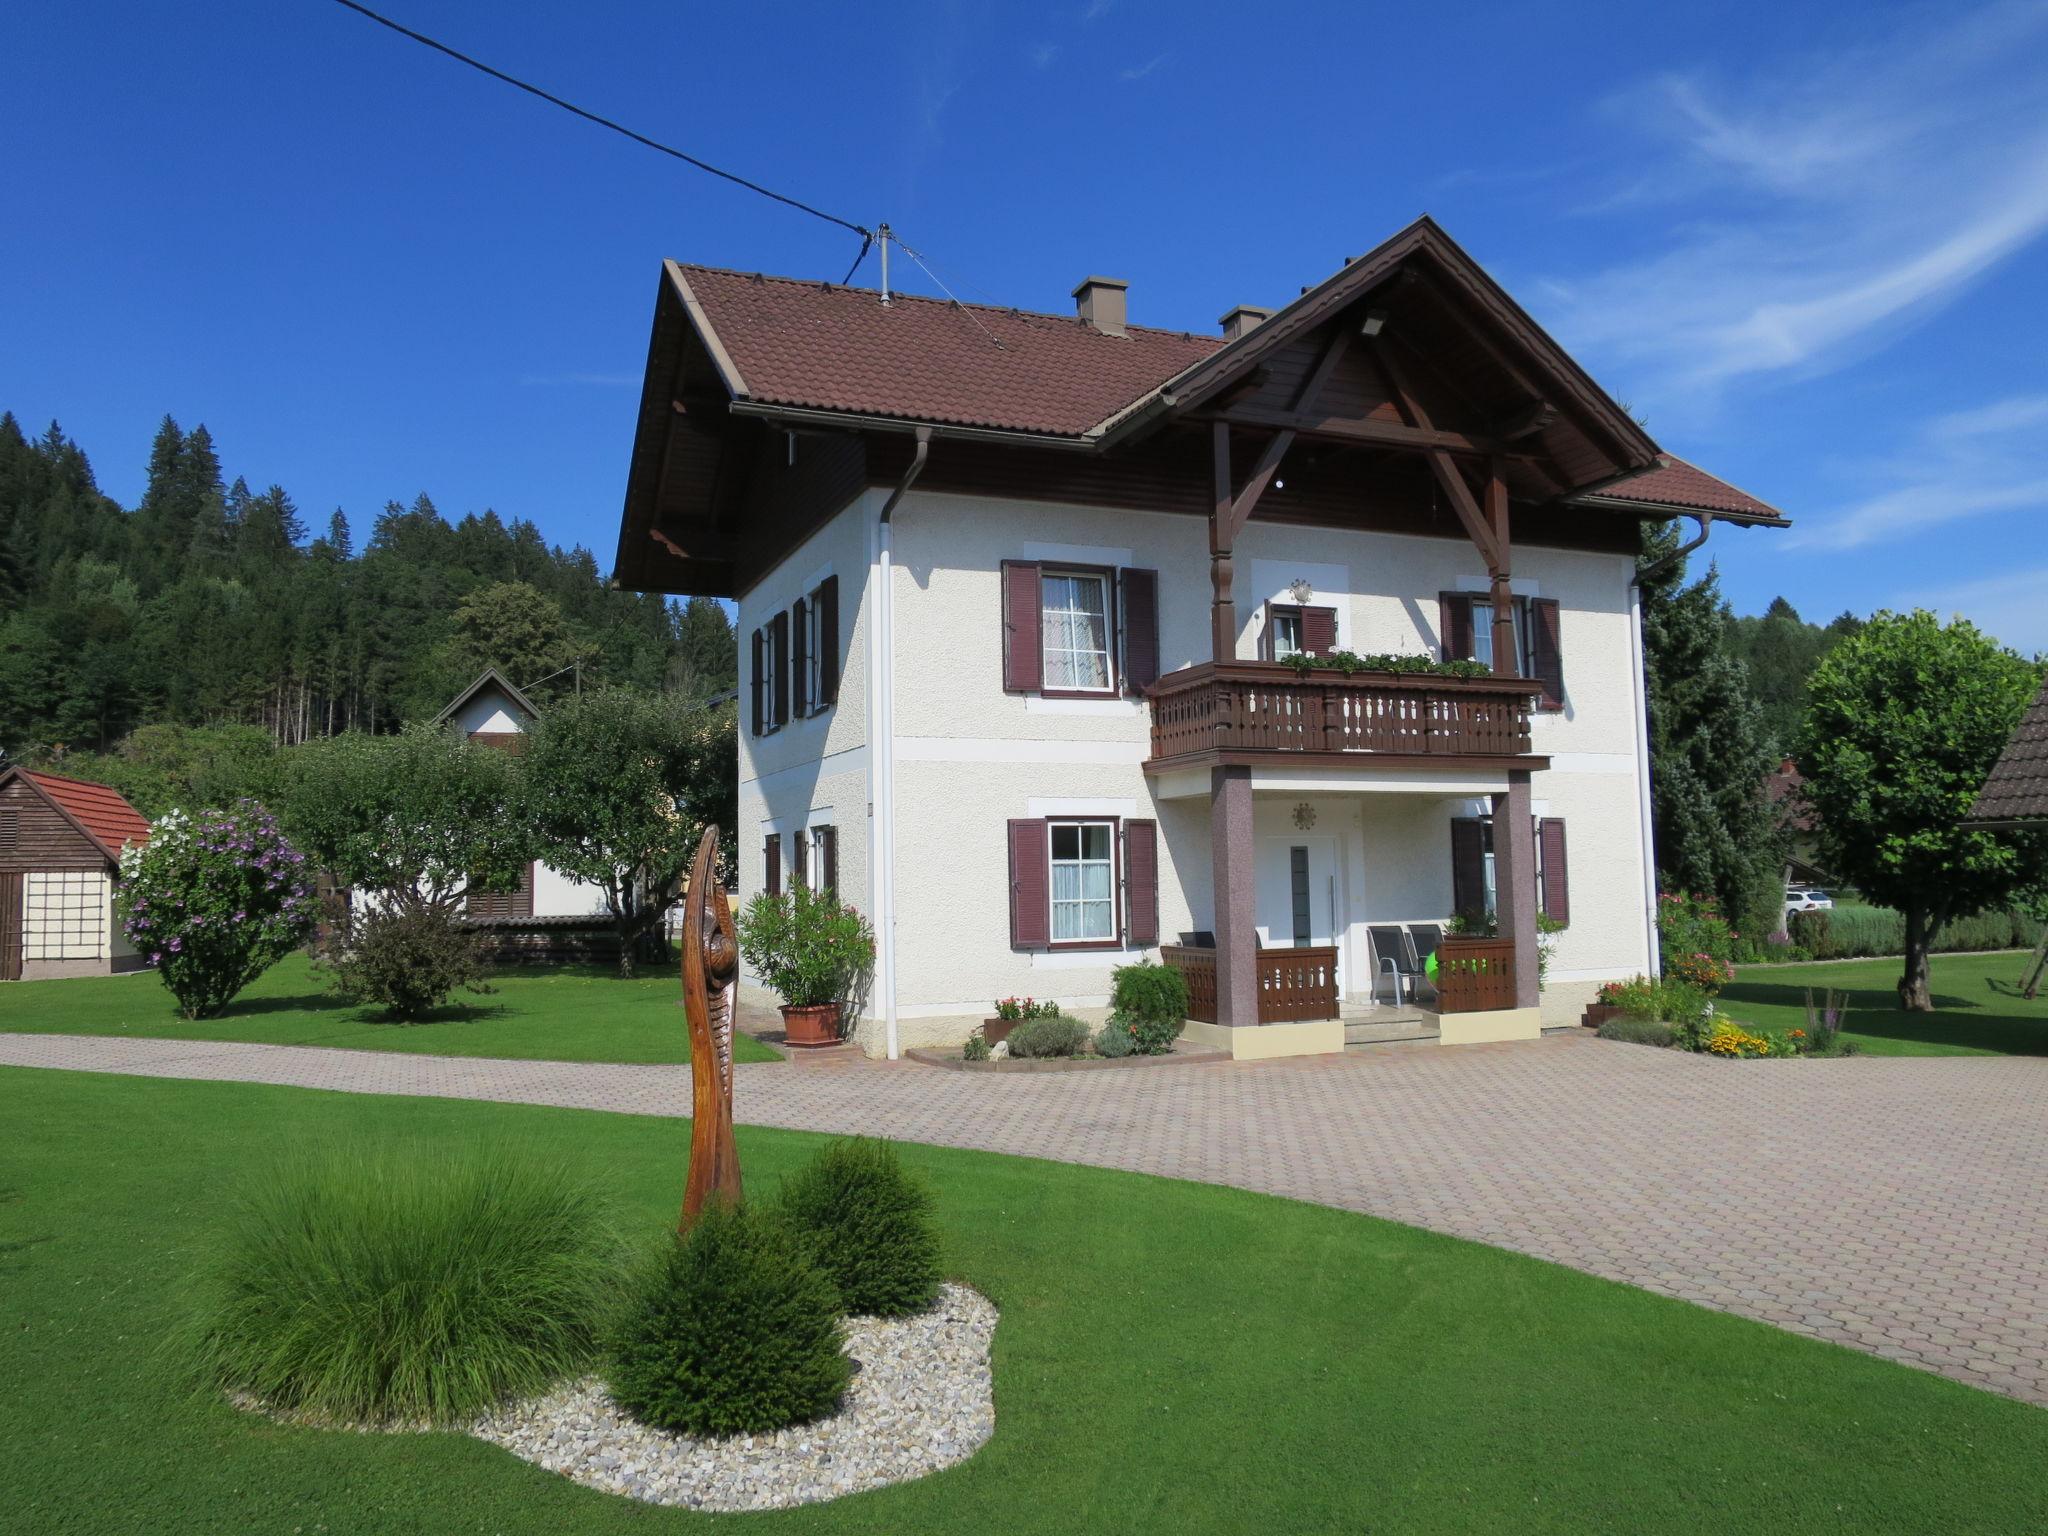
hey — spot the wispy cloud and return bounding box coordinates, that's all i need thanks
[1541,3,2048,410]
[1119,51,1168,81]
[1916,565,2048,655]
[1081,0,1113,21]
[1791,393,2048,551]
[517,372,638,388]
[1029,42,1059,68]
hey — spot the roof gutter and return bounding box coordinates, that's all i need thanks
[727,400,1097,452]
[1575,491,1786,530]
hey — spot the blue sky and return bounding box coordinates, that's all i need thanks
[5,1,2046,646]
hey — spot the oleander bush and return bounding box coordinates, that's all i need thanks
[610,1202,850,1437]
[187,1141,624,1425]
[1596,1015,1677,1048]
[774,1138,940,1318]
[1007,1015,1090,1058]
[1107,961,1189,1054]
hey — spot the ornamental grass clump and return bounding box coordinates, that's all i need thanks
[187,1141,624,1426]
[610,1202,851,1437]
[120,801,316,1019]
[773,1138,940,1318]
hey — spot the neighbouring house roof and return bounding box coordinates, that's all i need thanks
[1966,678,2048,827]
[433,666,542,731]
[1764,757,1818,835]
[0,767,153,864]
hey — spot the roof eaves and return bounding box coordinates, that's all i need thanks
[1567,492,1790,528]
[665,259,751,401]
[1,766,125,865]
[434,667,543,728]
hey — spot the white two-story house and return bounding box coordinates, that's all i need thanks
[614,217,1786,1058]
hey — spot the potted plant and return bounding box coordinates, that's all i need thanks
[736,884,876,1048]
[983,995,1060,1048]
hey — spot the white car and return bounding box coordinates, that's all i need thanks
[1784,888,1835,915]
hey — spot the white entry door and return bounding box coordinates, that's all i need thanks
[1255,835,1343,992]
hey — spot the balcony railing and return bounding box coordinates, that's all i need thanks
[1146,661,1542,766]
[1161,944,1340,1024]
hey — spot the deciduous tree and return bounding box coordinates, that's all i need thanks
[1800,610,2048,1010]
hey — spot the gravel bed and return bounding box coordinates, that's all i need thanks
[468,1282,997,1510]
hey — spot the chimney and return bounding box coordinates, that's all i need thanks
[1218,304,1276,342]
[1072,276,1129,337]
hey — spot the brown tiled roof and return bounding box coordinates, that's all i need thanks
[25,771,152,858]
[1586,456,1786,523]
[676,265,1220,436]
[1968,678,2048,825]
[1763,757,1816,834]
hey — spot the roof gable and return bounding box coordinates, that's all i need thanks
[0,767,152,864]
[433,667,542,731]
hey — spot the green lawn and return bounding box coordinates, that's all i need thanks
[5,1070,2046,1533]
[0,955,781,1065]
[1725,950,2048,1056]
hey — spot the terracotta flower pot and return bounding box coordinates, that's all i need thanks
[780,1002,843,1048]
[1582,1003,1621,1030]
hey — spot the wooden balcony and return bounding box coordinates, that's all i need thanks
[1145,661,1546,771]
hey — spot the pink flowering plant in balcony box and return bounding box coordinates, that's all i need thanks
[119,801,317,1019]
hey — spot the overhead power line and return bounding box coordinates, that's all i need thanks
[325,0,872,241]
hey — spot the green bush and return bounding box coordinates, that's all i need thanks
[961,1031,990,1062]
[1093,1018,1136,1057]
[774,1138,940,1318]
[1780,904,2040,961]
[736,883,876,1008]
[314,903,491,1019]
[1597,1016,1676,1048]
[187,1141,623,1425]
[1107,962,1187,1054]
[610,1202,850,1436]
[1788,909,1837,960]
[1008,1015,1089,1058]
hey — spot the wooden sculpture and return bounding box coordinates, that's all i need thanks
[678,824,742,1230]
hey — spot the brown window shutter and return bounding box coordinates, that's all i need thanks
[1007,818,1050,948]
[790,597,810,718]
[1120,567,1160,692]
[1001,560,1043,693]
[1450,817,1487,922]
[1539,818,1569,926]
[770,610,790,726]
[764,833,781,897]
[1124,818,1159,945]
[817,576,841,706]
[815,825,837,895]
[1302,606,1339,658]
[749,628,763,736]
[1438,593,1474,662]
[1531,598,1564,710]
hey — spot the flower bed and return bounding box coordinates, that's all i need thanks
[1592,981,1856,1058]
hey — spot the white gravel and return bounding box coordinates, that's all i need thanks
[467,1282,997,1511]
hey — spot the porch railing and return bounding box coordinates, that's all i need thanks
[1161,943,1340,1025]
[1433,936,1517,1013]
[1146,661,1540,765]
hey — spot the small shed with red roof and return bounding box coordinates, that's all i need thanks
[0,767,153,981]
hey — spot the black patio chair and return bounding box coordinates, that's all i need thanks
[1368,925,1425,1005]
[1177,931,1216,949]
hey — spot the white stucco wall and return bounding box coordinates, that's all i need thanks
[727,483,1654,1047]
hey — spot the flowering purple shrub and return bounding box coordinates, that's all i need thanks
[119,802,317,1019]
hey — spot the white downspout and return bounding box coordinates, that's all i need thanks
[872,427,931,1060]
[1628,583,1661,978]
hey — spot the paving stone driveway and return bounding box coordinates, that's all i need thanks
[4,1030,2045,1408]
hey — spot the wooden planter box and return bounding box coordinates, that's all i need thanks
[1581,1003,1622,1030]
[981,1018,1020,1048]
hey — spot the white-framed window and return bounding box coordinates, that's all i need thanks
[1048,820,1117,942]
[1470,597,1536,676]
[753,620,784,736]
[801,594,823,715]
[1270,608,1304,659]
[1041,570,1114,692]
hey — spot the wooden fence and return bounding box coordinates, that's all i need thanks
[1433,936,1517,1013]
[1161,944,1340,1024]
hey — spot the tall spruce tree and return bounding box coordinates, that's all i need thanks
[1640,524,1785,942]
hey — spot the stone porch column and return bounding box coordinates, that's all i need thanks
[1491,768,1541,1009]
[1211,764,1258,1027]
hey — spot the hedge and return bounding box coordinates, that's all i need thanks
[1789,905,2041,962]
